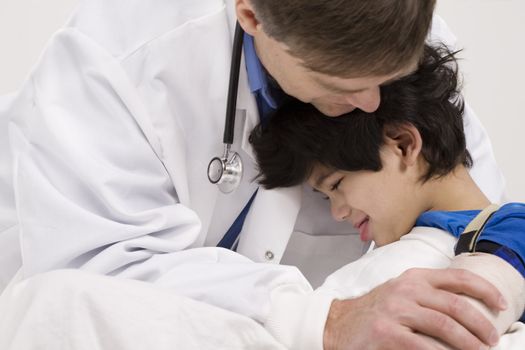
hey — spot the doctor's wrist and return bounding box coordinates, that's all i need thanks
[265,287,335,350]
[323,299,345,350]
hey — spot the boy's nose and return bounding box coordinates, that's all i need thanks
[331,202,351,222]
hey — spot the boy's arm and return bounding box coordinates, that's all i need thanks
[315,229,524,350]
[450,253,525,335]
[454,203,525,322]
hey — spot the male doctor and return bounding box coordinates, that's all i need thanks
[0,0,514,349]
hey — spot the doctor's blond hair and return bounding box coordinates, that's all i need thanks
[250,0,436,78]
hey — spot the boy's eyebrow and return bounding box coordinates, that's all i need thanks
[314,169,336,188]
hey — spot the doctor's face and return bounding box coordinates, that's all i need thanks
[307,148,424,246]
[254,31,417,117]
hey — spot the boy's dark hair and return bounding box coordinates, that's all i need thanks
[250,0,436,78]
[250,44,472,189]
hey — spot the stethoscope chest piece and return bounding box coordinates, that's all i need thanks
[208,22,245,194]
[208,147,243,193]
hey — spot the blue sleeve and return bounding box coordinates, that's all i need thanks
[478,203,525,322]
[479,203,525,273]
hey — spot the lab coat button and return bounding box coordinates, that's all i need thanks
[265,251,275,261]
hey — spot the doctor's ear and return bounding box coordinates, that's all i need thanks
[383,123,423,167]
[236,0,262,35]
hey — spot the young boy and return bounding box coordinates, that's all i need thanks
[250,44,525,345]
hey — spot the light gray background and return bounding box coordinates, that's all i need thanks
[1,0,524,201]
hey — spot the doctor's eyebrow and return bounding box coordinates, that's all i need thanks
[311,61,419,94]
[312,78,368,94]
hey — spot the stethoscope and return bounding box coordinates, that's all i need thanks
[207,22,245,194]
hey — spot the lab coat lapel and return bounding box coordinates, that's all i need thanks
[236,54,259,162]
[234,54,302,265]
[224,2,302,262]
[236,185,302,264]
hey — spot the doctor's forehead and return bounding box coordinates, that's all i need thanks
[308,59,419,93]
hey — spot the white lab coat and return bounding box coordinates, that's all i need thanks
[0,0,506,348]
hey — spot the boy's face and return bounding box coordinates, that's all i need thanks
[307,146,424,246]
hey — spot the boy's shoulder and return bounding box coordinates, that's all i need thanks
[319,227,455,299]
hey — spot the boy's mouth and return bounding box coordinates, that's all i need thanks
[354,217,371,242]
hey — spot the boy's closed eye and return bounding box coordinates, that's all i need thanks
[329,177,343,192]
[311,175,344,201]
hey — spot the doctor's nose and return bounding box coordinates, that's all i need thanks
[331,202,351,222]
[345,87,381,113]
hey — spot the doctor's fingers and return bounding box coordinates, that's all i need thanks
[411,267,506,311]
[359,278,491,350]
[390,269,500,347]
[323,298,452,350]
[393,292,494,350]
[347,324,454,350]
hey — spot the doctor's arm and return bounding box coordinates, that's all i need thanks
[322,259,524,350]
[7,25,329,333]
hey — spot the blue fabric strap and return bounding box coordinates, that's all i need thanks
[217,190,258,250]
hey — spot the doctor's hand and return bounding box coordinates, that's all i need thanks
[323,267,506,350]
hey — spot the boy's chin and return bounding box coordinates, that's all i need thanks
[373,231,409,247]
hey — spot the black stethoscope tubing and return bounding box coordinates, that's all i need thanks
[223,22,244,145]
[207,22,245,193]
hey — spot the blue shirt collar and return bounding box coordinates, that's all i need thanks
[243,33,279,109]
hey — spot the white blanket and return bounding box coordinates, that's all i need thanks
[0,270,285,350]
[0,227,522,349]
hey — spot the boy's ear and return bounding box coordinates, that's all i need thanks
[236,0,261,35]
[383,123,422,166]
